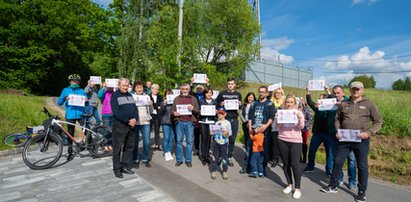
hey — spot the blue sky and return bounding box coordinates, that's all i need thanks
[93,0,411,88]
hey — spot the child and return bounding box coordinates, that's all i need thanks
[249,131,265,178]
[210,110,232,180]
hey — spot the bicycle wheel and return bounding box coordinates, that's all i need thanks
[87,125,112,158]
[22,132,63,170]
[3,133,29,147]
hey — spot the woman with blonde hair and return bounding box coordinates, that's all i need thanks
[269,87,285,167]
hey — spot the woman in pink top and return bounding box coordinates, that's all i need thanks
[275,95,305,199]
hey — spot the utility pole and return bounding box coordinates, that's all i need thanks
[252,0,262,61]
[177,0,184,75]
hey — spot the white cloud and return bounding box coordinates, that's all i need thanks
[261,37,295,64]
[352,0,378,6]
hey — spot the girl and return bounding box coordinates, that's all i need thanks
[160,89,175,161]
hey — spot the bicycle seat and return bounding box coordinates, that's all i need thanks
[82,114,93,118]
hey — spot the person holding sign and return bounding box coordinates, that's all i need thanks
[275,95,305,199]
[150,84,163,151]
[210,110,232,180]
[57,74,88,161]
[239,92,256,174]
[269,87,285,168]
[216,78,242,167]
[98,82,115,151]
[160,89,176,161]
[321,82,382,202]
[131,81,154,168]
[198,87,217,165]
[85,80,102,126]
[172,83,199,168]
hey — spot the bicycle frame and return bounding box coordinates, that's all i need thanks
[49,119,95,144]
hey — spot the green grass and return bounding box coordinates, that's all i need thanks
[0,93,51,151]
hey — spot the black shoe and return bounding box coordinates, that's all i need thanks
[121,168,135,174]
[114,171,124,178]
[239,169,247,174]
[202,160,207,166]
[142,161,151,168]
[320,185,338,193]
[355,193,366,202]
[156,146,162,151]
[186,162,192,167]
[133,162,140,169]
[271,160,278,167]
[175,162,183,167]
[67,153,74,161]
[228,159,234,167]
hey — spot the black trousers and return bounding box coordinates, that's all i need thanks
[66,118,85,154]
[151,114,161,145]
[278,140,302,189]
[112,120,135,171]
[271,131,280,162]
[199,123,212,161]
[194,126,201,153]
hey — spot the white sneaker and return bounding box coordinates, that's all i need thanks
[164,153,170,161]
[283,186,292,194]
[168,152,174,160]
[293,190,302,199]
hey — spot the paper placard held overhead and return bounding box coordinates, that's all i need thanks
[193,73,207,84]
[105,79,119,88]
[212,90,219,99]
[90,76,102,84]
[268,83,282,91]
[318,98,338,111]
[338,129,361,142]
[224,99,239,110]
[176,104,192,115]
[201,105,216,116]
[172,89,180,95]
[276,109,298,124]
[166,94,179,104]
[68,94,86,107]
[308,80,325,91]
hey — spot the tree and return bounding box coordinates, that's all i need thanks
[349,75,376,88]
[392,79,405,90]
[404,77,411,91]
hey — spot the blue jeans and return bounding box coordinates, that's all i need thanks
[102,115,113,128]
[250,152,264,175]
[329,138,357,185]
[86,106,101,125]
[175,121,194,163]
[162,124,175,153]
[306,133,331,172]
[133,124,151,162]
[242,123,252,172]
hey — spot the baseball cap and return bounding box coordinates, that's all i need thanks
[216,110,226,116]
[350,81,364,89]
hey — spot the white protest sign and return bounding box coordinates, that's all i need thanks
[212,90,219,99]
[90,76,101,84]
[277,109,298,124]
[176,104,192,115]
[209,125,224,135]
[338,129,361,142]
[201,105,216,116]
[318,98,338,111]
[105,78,119,88]
[68,94,86,107]
[308,80,325,91]
[172,89,180,95]
[268,83,282,92]
[166,94,179,104]
[224,99,239,110]
[133,95,151,106]
[193,73,207,84]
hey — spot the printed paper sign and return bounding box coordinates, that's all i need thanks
[308,80,325,91]
[134,95,150,106]
[176,104,192,115]
[212,90,219,99]
[90,76,101,84]
[105,79,119,88]
[166,94,179,104]
[68,94,86,107]
[201,105,216,116]
[276,110,298,124]
[224,99,239,110]
[172,89,180,95]
[338,129,361,142]
[318,98,338,111]
[209,125,224,135]
[268,83,282,92]
[193,73,207,84]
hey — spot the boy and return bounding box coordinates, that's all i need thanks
[249,131,265,178]
[210,110,232,180]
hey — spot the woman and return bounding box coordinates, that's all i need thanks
[269,87,285,167]
[150,84,163,151]
[97,82,114,151]
[299,97,312,163]
[239,92,256,174]
[131,81,153,168]
[160,89,175,161]
[276,95,305,199]
[198,87,218,165]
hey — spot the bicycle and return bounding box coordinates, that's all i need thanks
[3,125,45,148]
[22,107,112,170]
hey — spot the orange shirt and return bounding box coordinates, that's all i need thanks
[250,133,264,152]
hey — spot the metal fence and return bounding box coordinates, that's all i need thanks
[245,61,313,88]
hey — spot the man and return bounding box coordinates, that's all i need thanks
[85,80,102,125]
[172,83,199,167]
[327,85,357,190]
[321,81,382,202]
[248,86,275,174]
[216,78,242,167]
[111,78,139,178]
[57,74,88,161]
[144,81,152,95]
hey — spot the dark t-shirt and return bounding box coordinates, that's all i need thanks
[248,99,275,128]
[216,90,242,118]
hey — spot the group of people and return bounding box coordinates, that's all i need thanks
[58,74,382,202]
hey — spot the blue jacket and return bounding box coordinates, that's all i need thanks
[58,86,88,120]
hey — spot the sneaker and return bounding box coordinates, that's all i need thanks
[222,172,228,180]
[164,153,169,161]
[338,181,343,187]
[211,172,217,180]
[228,158,234,167]
[258,173,264,178]
[283,186,292,194]
[239,169,247,174]
[303,167,314,173]
[355,193,366,202]
[248,172,258,178]
[320,185,338,193]
[348,183,357,191]
[168,152,174,161]
[293,190,302,199]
